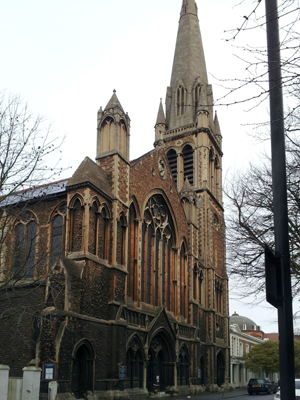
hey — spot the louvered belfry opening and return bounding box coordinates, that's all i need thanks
[183,145,194,185]
[167,149,178,184]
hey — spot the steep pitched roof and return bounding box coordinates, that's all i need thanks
[104,90,125,114]
[155,99,166,126]
[67,157,112,198]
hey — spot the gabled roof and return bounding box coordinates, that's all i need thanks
[67,157,112,198]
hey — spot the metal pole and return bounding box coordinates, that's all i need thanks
[265,0,295,399]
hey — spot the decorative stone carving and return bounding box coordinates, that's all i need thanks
[158,157,167,180]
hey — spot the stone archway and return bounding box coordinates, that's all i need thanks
[147,331,175,391]
[126,336,144,389]
[216,351,225,387]
[71,341,94,398]
[177,345,190,386]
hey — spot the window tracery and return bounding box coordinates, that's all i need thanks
[141,195,175,310]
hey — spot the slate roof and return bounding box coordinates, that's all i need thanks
[66,156,112,198]
[1,178,69,207]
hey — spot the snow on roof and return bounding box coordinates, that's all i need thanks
[1,178,69,207]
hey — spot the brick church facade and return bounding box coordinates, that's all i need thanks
[0,0,229,398]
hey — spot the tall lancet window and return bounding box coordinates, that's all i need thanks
[195,83,201,111]
[177,85,185,116]
[141,195,175,310]
[127,203,138,300]
[180,241,188,319]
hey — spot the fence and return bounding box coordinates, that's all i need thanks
[0,365,44,400]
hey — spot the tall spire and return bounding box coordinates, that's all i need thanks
[166,0,209,130]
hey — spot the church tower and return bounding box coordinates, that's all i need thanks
[155,0,228,386]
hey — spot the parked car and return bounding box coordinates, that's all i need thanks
[247,378,278,395]
[273,378,300,399]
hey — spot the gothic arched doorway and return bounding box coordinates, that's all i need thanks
[71,341,94,398]
[199,356,205,385]
[216,351,225,387]
[177,345,190,386]
[147,331,175,391]
[126,336,144,389]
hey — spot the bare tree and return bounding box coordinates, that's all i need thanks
[0,92,65,343]
[225,122,300,297]
[218,0,300,117]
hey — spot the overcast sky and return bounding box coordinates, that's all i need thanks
[1,0,284,332]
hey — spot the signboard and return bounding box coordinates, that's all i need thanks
[42,359,56,381]
[119,363,126,380]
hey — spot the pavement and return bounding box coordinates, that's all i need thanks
[156,387,248,400]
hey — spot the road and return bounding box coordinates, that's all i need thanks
[177,392,275,400]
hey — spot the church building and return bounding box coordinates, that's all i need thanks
[0,0,229,398]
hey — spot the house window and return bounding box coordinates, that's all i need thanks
[239,342,243,357]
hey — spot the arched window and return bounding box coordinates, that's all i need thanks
[98,206,109,260]
[126,338,144,389]
[193,264,198,300]
[51,215,63,262]
[89,202,98,255]
[71,198,83,252]
[127,203,138,300]
[180,242,188,318]
[214,156,220,198]
[14,223,25,278]
[182,145,194,186]
[141,195,175,310]
[117,214,126,265]
[51,202,67,264]
[167,149,178,185]
[199,270,204,304]
[177,85,185,116]
[215,280,222,313]
[13,212,37,279]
